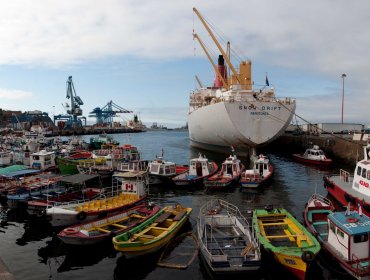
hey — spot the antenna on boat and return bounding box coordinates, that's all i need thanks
[358,203,363,217]
[345,202,351,216]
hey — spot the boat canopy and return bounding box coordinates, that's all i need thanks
[329,211,370,235]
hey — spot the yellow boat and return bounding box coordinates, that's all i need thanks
[112,204,192,257]
[252,206,320,280]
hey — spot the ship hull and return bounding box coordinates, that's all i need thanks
[188,101,295,152]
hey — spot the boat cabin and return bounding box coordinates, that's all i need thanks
[189,155,210,177]
[348,143,370,196]
[303,145,327,160]
[112,171,149,197]
[245,155,270,177]
[327,211,370,261]
[30,150,56,171]
[220,155,241,177]
[148,157,176,177]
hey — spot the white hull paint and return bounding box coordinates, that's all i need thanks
[188,100,295,152]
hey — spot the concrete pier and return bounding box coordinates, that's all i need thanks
[266,133,367,166]
[0,258,15,280]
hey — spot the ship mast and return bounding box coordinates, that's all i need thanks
[193,7,239,84]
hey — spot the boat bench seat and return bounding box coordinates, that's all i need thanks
[173,210,187,221]
[137,234,155,239]
[155,212,172,223]
[111,223,127,229]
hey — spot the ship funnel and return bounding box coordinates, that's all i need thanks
[214,55,227,88]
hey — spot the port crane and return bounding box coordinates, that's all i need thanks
[89,100,132,126]
[54,76,86,129]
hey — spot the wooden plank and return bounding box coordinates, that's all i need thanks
[155,211,172,223]
[173,210,187,221]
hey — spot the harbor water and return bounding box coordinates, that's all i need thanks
[0,130,356,280]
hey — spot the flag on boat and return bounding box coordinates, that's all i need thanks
[265,74,269,86]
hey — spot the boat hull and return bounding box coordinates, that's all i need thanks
[188,101,295,151]
[292,154,332,166]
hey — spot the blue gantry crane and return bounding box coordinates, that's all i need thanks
[54,76,86,129]
[89,100,132,126]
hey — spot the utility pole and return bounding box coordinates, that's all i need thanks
[341,73,346,124]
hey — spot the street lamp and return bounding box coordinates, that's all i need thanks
[341,73,347,124]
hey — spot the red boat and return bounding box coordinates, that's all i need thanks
[204,153,244,190]
[57,203,161,246]
[292,145,332,166]
[324,139,370,216]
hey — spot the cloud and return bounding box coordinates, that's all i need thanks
[0,88,32,99]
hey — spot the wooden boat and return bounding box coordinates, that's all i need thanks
[112,204,192,257]
[240,154,274,188]
[292,145,332,166]
[197,199,261,275]
[252,206,321,280]
[157,231,199,269]
[204,153,245,190]
[323,140,370,216]
[6,173,65,209]
[27,174,103,217]
[46,171,149,227]
[148,150,188,185]
[303,194,370,279]
[57,203,161,246]
[171,154,218,187]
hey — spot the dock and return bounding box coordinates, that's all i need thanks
[0,258,15,280]
[267,133,368,166]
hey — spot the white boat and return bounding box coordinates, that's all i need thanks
[46,171,149,227]
[240,154,274,188]
[148,150,188,185]
[292,145,333,166]
[189,8,296,154]
[197,199,261,275]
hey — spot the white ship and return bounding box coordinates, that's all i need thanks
[189,8,296,155]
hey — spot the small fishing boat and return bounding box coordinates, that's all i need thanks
[323,139,370,216]
[112,204,192,257]
[303,194,370,280]
[46,171,149,227]
[27,173,103,217]
[292,145,333,166]
[197,199,261,275]
[252,205,321,280]
[204,153,245,190]
[148,150,188,185]
[171,154,218,187]
[6,173,65,209]
[240,154,274,188]
[57,203,161,246]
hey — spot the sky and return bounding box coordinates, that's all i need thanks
[0,0,369,128]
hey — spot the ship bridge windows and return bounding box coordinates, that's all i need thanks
[367,170,370,180]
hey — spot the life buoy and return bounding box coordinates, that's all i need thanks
[346,217,358,223]
[301,250,315,263]
[76,211,87,221]
[63,227,79,235]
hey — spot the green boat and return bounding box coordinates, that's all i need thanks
[112,204,192,258]
[252,206,320,280]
